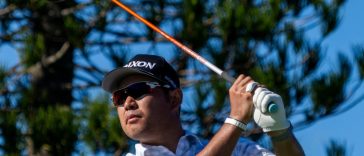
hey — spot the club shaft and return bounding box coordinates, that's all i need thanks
[111,0,235,83]
[111,0,277,113]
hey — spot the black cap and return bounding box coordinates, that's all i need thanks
[102,54,180,93]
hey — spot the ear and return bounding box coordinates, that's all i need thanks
[169,88,183,112]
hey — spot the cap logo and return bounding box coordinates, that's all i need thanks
[124,61,157,69]
[146,82,160,88]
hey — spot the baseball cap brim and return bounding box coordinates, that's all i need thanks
[101,67,166,93]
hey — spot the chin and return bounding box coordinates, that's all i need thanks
[123,128,145,140]
[126,130,157,143]
[126,133,146,142]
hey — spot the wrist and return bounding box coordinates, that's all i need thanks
[261,119,290,132]
[229,113,251,124]
[224,117,247,131]
[268,124,292,142]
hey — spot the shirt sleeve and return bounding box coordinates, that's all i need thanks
[232,138,275,156]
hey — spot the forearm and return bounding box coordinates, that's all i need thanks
[197,123,242,156]
[197,75,253,156]
[268,129,305,156]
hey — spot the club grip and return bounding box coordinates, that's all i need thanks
[268,103,278,113]
[220,72,278,113]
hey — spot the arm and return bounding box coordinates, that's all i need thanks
[197,74,305,156]
[197,75,254,156]
[196,123,243,156]
[253,87,305,156]
[268,128,305,156]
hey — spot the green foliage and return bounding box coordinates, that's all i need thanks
[196,78,229,137]
[321,0,346,36]
[310,55,350,116]
[82,96,128,153]
[143,0,165,40]
[192,82,212,137]
[210,78,229,113]
[250,64,290,108]
[63,15,85,48]
[0,110,22,155]
[19,85,54,109]
[303,48,320,76]
[326,139,348,156]
[0,0,359,155]
[0,64,6,90]
[22,33,45,67]
[353,46,364,79]
[217,0,242,43]
[311,73,345,115]
[217,0,278,44]
[30,0,48,8]
[28,106,78,155]
[181,0,209,49]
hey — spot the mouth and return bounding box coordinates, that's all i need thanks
[126,113,141,124]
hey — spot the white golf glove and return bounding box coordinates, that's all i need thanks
[252,87,290,132]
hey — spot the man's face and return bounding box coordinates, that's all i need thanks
[114,76,176,143]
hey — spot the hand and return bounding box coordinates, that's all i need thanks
[228,75,255,123]
[252,87,290,132]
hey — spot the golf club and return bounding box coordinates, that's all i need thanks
[111,0,278,113]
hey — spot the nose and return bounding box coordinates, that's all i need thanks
[124,96,138,110]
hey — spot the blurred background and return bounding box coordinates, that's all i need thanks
[0,0,363,155]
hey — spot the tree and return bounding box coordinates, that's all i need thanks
[0,0,126,155]
[326,139,349,156]
[0,0,363,155]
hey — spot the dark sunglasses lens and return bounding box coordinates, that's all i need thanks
[112,82,153,107]
[112,90,127,107]
[127,83,150,99]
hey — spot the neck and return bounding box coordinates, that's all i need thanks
[140,123,184,153]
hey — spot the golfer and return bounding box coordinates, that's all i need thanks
[102,54,304,156]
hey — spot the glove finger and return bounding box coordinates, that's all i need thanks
[253,87,268,103]
[245,82,258,93]
[253,108,262,125]
[257,90,272,112]
[270,93,283,107]
[261,92,276,113]
[256,89,270,112]
[253,87,265,108]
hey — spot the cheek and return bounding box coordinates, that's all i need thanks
[142,96,171,120]
[116,108,127,127]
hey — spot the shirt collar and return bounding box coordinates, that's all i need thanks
[134,132,204,156]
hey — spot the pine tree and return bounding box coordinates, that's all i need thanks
[1,0,363,155]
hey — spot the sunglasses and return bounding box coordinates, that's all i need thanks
[112,81,171,107]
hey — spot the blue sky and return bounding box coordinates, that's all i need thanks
[296,0,364,155]
[1,0,364,155]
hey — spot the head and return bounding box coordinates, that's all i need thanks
[101,54,183,143]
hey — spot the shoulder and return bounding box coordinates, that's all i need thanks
[175,132,207,155]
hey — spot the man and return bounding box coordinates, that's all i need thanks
[102,54,304,156]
